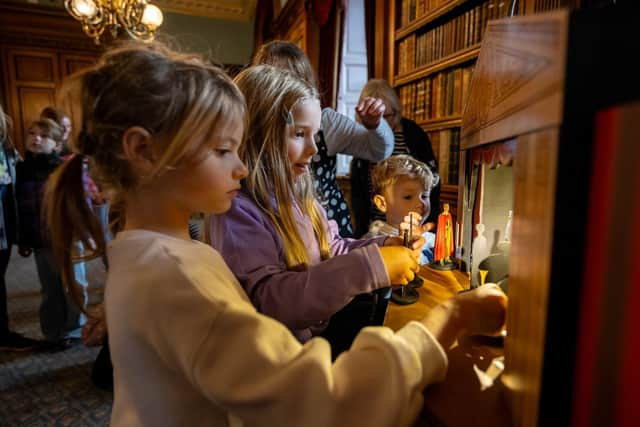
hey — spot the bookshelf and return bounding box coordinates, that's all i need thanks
[384,0,583,220]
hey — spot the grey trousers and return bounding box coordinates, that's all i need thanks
[33,245,87,341]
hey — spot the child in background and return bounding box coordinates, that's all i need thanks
[40,106,109,242]
[351,78,441,238]
[40,106,72,152]
[0,104,40,351]
[252,40,394,237]
[16,118,84,346]
[41,105,111,386]
[366,154,437,265]
[46,42,507,427]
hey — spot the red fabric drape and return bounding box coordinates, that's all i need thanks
[311,0,334,27]
[315,0,345,108]
[470,139,516,167]
[252,0,273,58]
[364,0,375,78]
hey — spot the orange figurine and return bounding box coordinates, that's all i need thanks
[432,203,455,270]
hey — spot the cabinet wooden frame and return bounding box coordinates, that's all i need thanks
[458,6,639,426]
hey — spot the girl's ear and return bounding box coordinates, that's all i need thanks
[373,194,388,213]
[122,127,155,176]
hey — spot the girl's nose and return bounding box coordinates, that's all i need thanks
[233,156,248,180]
[306,137,318,156]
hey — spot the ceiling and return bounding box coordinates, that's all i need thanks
[154,0,257,22]
[12,0,257,22]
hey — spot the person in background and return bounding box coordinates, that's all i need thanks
[366,154,437,265]
[252,40,394,237]
[16,118,84,348]
[0,104,40,351]
[40,106,72,154]
[41,106,110,245]
[351,78,441,238]
[46,41,507,427]
[40,105,112,383]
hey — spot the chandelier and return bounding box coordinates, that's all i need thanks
[64,0,164,44]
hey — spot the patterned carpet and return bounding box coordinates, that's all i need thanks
[0,248,113,426]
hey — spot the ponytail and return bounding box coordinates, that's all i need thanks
[44,154,105,316]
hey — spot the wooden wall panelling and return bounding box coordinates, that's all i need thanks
[373,0,394,81]
[0,4,100,154]
[0,4,99,52]
[59,53,98,142]
[502,128,559,427]
[271,0,320,74]
[3,48,60,154]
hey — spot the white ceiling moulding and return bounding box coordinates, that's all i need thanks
[153,0,257,22]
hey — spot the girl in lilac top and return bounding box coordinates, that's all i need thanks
[208,65,422,347]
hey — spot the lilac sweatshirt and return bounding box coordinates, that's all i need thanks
[208,192,390,342]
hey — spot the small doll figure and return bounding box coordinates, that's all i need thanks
[432,203,456,270]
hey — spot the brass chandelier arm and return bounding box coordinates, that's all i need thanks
[64,0,162,44]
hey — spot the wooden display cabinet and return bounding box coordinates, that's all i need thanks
[457,5,639,427]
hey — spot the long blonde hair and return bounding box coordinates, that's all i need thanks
[0,103,15,151]
[234,65,329,268]
[45,41,245,314]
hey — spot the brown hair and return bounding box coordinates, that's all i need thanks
[29,118,64,144]
[44,41,245,315]
[252,40,318,90]
[40,106,69,125]
[371,154,433,195]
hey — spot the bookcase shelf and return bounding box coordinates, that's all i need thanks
[395,0,469,40]
[418,116,462,131]
[383,0,585,219]
[394,44,479,86]
[389,0,519,211]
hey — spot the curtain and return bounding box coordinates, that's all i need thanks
[364,0,375,78]
[314,0,345,109]
[253,0,274,58]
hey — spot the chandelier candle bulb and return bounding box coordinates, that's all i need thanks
[71,0,97,17]
[141,4,163,28]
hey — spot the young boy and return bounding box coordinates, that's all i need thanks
[366,154,436,265]
[16,119,86,348]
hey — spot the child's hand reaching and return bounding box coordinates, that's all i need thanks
[355,96,386,129]
[399,211,434,237]
[18,245,32,257]
[420,284,508,350]
[454,283,508,336]
[379,246,420,285]
[382,233,425,262]
[82,313,107,347]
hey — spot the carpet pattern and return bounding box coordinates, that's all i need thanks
[0,248,113,426]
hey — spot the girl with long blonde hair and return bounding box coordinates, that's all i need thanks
[208,65,449,357]
[252,40,394,238]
